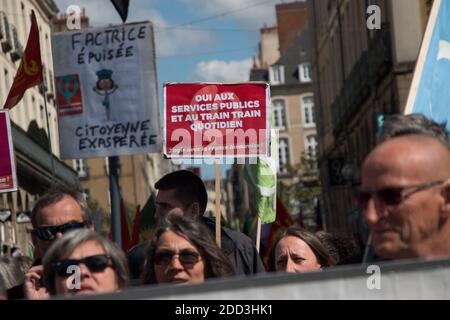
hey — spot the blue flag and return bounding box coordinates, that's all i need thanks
[406,0,450,127]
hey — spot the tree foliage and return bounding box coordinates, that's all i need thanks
[278,151,321,230]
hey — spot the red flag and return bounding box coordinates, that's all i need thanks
[3,10,43,109]
[296,207,305,228]
[268,197,294,245]
[263,196,294,266]
[120,197,131,251]
[128,205,141,250]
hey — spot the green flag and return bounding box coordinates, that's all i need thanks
[244,114,278,224]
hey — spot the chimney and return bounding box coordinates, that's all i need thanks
[276,1,308,55]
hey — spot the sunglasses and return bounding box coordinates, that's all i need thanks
[52,255,112,277]
[34,221,86,241]
[154,249,201,267]
[356,179,445,209]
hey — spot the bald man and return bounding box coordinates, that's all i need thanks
[359,134,450,260]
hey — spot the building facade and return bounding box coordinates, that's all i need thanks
[230,1,319,227]
[310,0,431,233]
[0,0,80,256]
[0,1,174,254]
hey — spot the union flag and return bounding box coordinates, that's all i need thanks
[3,10,42,109]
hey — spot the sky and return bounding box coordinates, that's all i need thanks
[52,0,284,178]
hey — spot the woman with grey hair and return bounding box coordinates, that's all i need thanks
[42,229,129,297]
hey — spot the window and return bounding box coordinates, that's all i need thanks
[278,138,290,174]
[299,63,312,82]
[73,159,88,178]
[40,105,45,124]
[105,158,109,175]
[49,70,54,93]
[0,223,5,243]
[302,95,315,127]
[305,135,318,171]
[82,189,90,201]
[4,69,9,90]
[272,99,287,130]
[305,135,318,159]
[269,65,285,85]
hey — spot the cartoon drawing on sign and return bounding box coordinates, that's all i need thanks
[92,69,118,121]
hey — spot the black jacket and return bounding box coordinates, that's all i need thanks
[201,217,266,276]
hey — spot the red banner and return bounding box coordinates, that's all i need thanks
[164,82,270,158]
[0,111,17,193]
[3,10,42,110]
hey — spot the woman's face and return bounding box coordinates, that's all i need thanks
[275,235,322,273]
[54,240,118,296]
[97,78,113,90]
[153,230,205,284]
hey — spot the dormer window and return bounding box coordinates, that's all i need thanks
[299,63,312,82]
[269,65,285,85]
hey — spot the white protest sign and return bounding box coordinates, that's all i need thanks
[52,21,160,159]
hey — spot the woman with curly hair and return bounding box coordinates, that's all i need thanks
[141,215,234,285]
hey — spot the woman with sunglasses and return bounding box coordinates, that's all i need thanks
[42,229,129,297]
[141,215,234,285]
[268,227,336,273]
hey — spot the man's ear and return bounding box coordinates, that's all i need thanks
[187,202,201,217]
[440,184,450,222]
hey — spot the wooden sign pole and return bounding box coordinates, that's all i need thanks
[256,217,262,253]
[215,159,221,248]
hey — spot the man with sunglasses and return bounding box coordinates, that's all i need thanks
[7,185,92,299]
[359,133,450,261]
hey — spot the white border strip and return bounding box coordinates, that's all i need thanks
[0,111,18,193]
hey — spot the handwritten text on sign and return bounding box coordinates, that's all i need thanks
[52,21,160,159]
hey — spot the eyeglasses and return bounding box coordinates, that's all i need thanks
[154,249,201,268]
[52,255,112,277]
[356,179,446,209]
[34,220,86,241]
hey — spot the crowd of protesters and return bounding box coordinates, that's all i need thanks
[1,113,450,299]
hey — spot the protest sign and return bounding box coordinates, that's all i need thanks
[52,21,160,159]
[0,111,18,193]
[164,82,270,158]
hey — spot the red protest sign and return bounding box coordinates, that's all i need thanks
[164,83,270,158]
[0,111,18,193]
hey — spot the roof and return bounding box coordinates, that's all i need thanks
[272,24,313,85]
